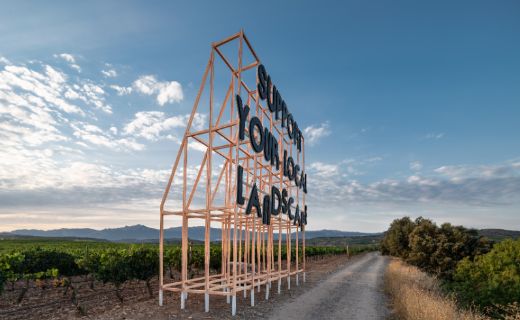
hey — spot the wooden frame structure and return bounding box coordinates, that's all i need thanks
[159,30,306,316]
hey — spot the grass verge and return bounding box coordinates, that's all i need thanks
[384,258,488,320]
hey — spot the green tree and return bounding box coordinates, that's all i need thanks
[380,216,416,258]
[431,223,491,279]
[406,217,439,272]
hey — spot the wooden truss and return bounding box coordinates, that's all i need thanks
[159,30,306,316]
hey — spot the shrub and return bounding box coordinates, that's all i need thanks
[93,249,131,302]
[21,248,82,277]
[127,246,158,297]
[451,238,520,314]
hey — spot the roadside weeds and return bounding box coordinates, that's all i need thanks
[384,258,488,320]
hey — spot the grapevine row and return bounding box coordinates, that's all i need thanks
[0,244,368,302]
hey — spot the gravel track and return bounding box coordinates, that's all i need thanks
[268,252,389,320]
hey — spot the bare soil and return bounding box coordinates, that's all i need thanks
[0,253,386,320]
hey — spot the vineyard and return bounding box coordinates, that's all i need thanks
[0,239,376,318]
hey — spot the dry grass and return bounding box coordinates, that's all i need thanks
[384,258,488,320]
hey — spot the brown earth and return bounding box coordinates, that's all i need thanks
[0,253,382,320]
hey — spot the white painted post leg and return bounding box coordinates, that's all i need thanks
[205,293,209,312]
[181,292,185,309]
[159,289,163,306]
[244,288,246,298]
[232,294,236,316]
[278,279,281,294]
[226,288,230,304]
[296,274,299,286]
[265,283,269,300]
[288,276,291,290]
[251,288,255,306]
[303,272,306,283]
[258,284,260,292]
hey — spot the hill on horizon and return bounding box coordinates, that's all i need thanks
[4,224,376,242]
[3,224,519,243]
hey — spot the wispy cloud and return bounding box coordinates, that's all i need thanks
[101,69,117,78]
[309,159,520,209]
[304,121,331,145]
[123,111,205,142]
[424,132,445,139]
[0,57,11,64]
[0,55,195,222]
[71,121,144,151]
[133,75,183,106]
[109,84,133,96]
[410,161,423,171]
[54,53,81,72]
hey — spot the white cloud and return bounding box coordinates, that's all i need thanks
[71,121,144,151]
[308,162,340,178]
[133,75,183,106]
[54,53,81,72]
[434,162,520,180]
[101,69,117,78]
[55,53,76,64]
[410,161,423,171]
[425,132,445,139]
[304,121,331,145]
[79,82,112,114]
[188,140,206,152]
[70,64,81,72]
[0,64,84,115]
[308,159,520,210]
[110,85,133,96]
[123,111,205,141]
[0,55,215,231]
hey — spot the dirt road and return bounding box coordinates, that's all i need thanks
[268,252,389,320]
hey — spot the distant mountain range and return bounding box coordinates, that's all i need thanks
[2,225,518,243]
[3,224,375,242]
[477,228,520,241]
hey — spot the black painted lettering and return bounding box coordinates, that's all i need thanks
[287,114,294,139]
[237,165,245,205]
[262,195,271,225]
[236,95,249,141]
[281,188,288,214]
[263,128,271,162]
[294,164,300,187]
[257,65,268,100]
[249,116,264,153]
[271,186,281,216]
[293,205,300,226]
[246,184,261,216]
[287,197,294,220]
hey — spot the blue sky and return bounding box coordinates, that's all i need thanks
[0,1,519,232]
